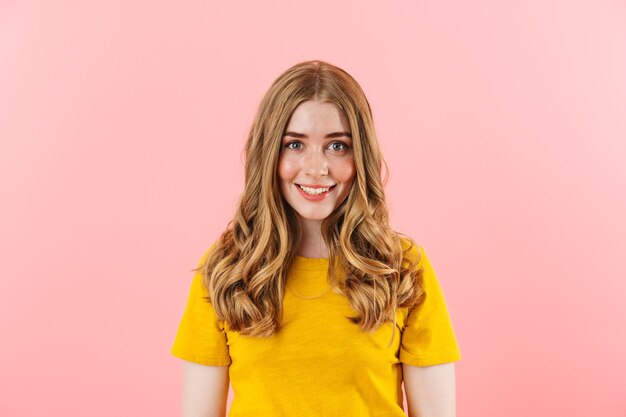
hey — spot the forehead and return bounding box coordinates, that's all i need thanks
[285,100,350,132]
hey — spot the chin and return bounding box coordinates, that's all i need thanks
[296,210,333,222]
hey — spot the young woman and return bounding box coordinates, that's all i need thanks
[171,60,461,417]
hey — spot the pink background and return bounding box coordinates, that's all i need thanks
[1,1,625,416]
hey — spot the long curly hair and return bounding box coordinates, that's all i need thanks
[195,60,425,340]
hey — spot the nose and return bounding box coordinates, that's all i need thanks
[303,148,329,179]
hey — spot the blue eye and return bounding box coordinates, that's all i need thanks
[286,141,303,150]
[284,141,349,152]
[330,142,348,151]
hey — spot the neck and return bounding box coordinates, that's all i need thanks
[296,218,328,258]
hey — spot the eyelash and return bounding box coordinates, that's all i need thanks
[284,141,349,152]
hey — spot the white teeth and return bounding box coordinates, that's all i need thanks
[298,185,331,195]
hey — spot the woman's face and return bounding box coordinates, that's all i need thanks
[278,99,356,224]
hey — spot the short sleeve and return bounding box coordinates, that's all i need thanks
[170,246,231,366]
[400,245,461,366]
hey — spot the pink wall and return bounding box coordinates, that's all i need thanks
[1,1,625,416]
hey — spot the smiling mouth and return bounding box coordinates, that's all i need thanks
[295,183,336,195]
[295,183,336,188]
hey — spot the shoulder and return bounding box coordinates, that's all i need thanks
[399,236,426,268]
[190,241,221,293]
[197,240,220,267]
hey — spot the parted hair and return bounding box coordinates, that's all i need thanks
[194,60,425,341]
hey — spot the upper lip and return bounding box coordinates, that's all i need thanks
[296,183,336,189]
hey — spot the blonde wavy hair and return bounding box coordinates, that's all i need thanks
[195,60,425,340]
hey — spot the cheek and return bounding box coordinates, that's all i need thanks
[336,158,356,183]
[277,156,298,181]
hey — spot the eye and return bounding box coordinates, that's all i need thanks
[285,141,303,150]
[329,141,348,151]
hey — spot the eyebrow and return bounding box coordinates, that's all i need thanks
[283,131,352,139]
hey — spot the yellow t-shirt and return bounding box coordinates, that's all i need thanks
[171,240,461,416]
